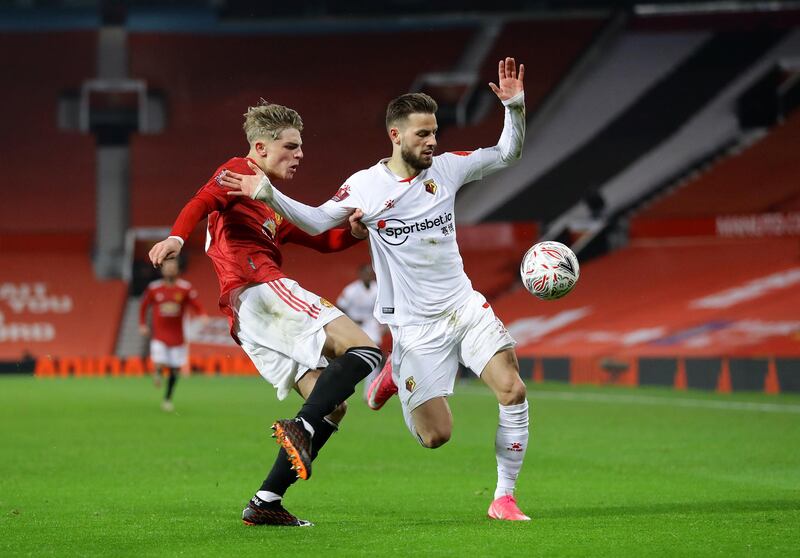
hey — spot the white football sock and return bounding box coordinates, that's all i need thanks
[255,490,282,503]
[494,400,529,500]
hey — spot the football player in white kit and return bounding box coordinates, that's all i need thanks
[221,57,531,521]
[337,263,383,345]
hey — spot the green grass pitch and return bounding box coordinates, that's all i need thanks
[1,376,799,557]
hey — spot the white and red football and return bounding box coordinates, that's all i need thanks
[520,241,580,300]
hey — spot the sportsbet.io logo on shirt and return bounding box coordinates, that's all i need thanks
[376,212,454,246]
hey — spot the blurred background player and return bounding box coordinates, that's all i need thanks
[221,57,530,521]
[138,258,207,412]
[148,100,381,527]
[336,264,387,397]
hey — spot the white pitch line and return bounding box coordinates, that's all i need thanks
[527,390,800,414]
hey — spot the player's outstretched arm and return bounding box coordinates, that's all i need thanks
[489,57,526,164]
[149,188,220,268]
[280,209,367,254]
[221,161,352,236]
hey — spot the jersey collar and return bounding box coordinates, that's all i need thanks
[378,158,425,184]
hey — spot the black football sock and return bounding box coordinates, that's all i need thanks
[260,418,338,497]
[296,347,381,432]
[165,367,179,401]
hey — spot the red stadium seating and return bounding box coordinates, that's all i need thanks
[0,248,127,359]
[637,108,800,219]
[0,32,96,234]
[492,236,800,359]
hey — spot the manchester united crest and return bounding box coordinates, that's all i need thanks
[405,376,416,392]
[319,298,335,309]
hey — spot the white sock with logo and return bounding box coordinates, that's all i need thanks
[255,490,282,503]
[494,400,529,500]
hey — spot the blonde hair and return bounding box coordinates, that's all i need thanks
[243,99,303,144]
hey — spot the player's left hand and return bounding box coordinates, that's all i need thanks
[220,161,273,202]
[149,237,182,267]
[488,57,524,102]
[349,209,368,239]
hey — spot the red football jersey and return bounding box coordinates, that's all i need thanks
[169,157,362,332]
[139,278,205,346]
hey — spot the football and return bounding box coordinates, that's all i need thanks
[520,241,580,300]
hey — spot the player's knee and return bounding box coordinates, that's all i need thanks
[419,428,451,449]
[327,401,348,424]
[497,378,527,406]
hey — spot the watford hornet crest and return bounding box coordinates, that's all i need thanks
[424,179,438,195]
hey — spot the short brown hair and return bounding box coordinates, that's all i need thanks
[243,99,303,144]
[385,93,438,129]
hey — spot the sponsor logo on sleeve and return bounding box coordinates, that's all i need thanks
[331,184,351,202]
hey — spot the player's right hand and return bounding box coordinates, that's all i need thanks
[220,161,273,202]
[138,324,150,337]
[149,237,182,268]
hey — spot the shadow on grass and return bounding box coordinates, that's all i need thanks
[538,499,800,519]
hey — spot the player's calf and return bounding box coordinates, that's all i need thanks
[296,346,382,432]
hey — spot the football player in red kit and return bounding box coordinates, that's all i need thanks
[139,258,207,412]
[139,260,206,411]
[148,100,382,527]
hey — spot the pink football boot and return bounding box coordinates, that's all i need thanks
[366,357,397,410]
[487,495,531,521]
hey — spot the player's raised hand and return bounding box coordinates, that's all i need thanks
[349,209,368,239]
[488,57,525,102]
[149,237,182,268]
[220,161,274,202]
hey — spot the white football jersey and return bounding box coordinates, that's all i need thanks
[322,150,503,325]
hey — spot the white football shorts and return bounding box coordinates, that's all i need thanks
[233,278,344,400]
[390,290,516,414]
[150,340,188,368]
